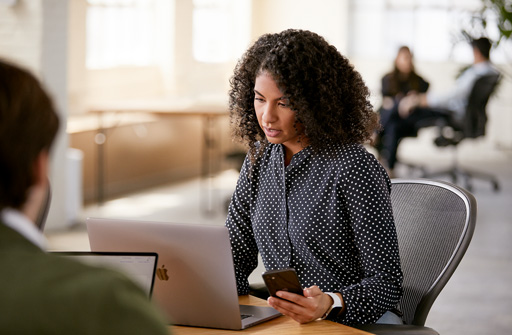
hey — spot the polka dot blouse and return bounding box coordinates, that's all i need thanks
[225,142,403,326]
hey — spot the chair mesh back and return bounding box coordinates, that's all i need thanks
[391,180,474,325]
[36,179,52,231]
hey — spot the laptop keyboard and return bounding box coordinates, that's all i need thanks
[241,314,253,320]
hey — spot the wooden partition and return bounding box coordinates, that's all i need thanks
[68,110,238,204]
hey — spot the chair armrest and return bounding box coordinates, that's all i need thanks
[355,324,439,335]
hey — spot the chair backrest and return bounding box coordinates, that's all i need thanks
[35,180,52,231]
[391,179,476,326]
[464,73,500,138]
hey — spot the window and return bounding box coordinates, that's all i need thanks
[192,0,251,63]
[86,0,159,69]
[349,0,510,63]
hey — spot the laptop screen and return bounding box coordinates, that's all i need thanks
[51,251,158,298]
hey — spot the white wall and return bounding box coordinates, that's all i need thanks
[0,0,42,71]
[68,0,87,115]
[41,0,70,230]
[250,0,349,52]
[68,0,233,114]
[67,0,351,116]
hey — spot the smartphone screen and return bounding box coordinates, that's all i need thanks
[262,268,304,298]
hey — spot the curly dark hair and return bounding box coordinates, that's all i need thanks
[229,29,379,162]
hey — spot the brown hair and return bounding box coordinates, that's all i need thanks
[0,59,60,210]
[388,46,424,95]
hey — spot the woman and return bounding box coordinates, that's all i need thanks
[377,46,430,175]
[225,29,403,326]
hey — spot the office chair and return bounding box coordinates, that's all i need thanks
[356,179,476,335]
[418,73,501,192]
[35,179,52,231]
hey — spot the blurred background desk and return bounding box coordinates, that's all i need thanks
[84,100,229,213]
[169,295,374,335]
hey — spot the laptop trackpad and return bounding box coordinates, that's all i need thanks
[240,304,281,329]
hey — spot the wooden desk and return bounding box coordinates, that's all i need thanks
[169,295,374,335]
[88,101,228,211]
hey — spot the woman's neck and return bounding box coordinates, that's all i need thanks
[283,142,308,166]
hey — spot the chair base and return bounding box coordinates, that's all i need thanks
[423,166,499,192]
[398,161,428,178]
[398,157,500,192]
[355,324,439,335]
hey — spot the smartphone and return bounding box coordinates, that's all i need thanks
[262,268,304,298]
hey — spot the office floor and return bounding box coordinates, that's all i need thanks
[46,131,512,335]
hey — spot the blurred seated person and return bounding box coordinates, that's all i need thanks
[376,46,429,175]
[398,37,500,141]
[0,59,169,335]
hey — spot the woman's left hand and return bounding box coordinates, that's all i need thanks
[398,94,418,118]
[267,285,333,324]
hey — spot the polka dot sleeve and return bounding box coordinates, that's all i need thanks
[225,155,259,295]
[335,150,403,325]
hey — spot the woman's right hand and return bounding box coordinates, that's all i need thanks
[267,286,340,324]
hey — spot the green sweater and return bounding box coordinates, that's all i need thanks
[0,223,170,335]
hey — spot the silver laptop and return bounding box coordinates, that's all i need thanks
[86,218,281,330]
[52,251,158,298]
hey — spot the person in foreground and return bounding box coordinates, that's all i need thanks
[225,29,403,326]
[0,59,169,335]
